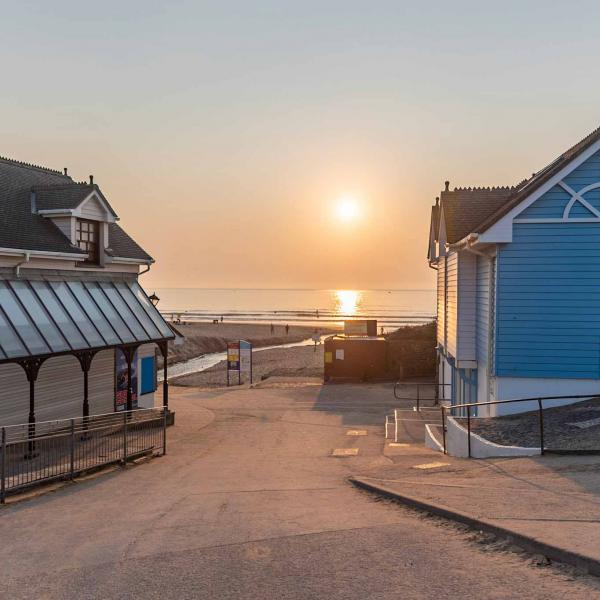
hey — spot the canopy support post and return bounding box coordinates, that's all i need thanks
[119,346,139,414]
[157,341,169,411]
[74,350,98,432]
[17,357,46,459]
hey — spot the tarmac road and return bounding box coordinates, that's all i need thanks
[1,381,599,599]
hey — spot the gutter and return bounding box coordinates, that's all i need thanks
[450,233,490,257]
[109,256,154,265]
[0,247,87,260]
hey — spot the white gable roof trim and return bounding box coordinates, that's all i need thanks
[454,138,600,246]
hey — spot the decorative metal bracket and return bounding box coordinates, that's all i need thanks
[17,357,48,382]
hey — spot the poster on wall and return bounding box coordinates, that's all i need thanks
[227,341,240,386]
[115,349,139,411]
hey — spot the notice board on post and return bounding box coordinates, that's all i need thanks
[227,341,240,386]
[227,340,253,385]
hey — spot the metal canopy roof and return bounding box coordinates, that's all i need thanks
[0,279,174,363]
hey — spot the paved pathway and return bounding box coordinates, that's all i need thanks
[1,382,599,599]
[357,404,600,573]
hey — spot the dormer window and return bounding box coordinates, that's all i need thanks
[76,219,99,264]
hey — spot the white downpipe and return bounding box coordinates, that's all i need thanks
[14,252,30,277]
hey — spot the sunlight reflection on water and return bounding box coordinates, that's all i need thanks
[333,290,362,317]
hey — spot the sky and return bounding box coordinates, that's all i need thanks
[2,1,600,290]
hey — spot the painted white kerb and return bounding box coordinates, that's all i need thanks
[444,417,541,458]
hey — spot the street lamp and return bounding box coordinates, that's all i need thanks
[149,292,160,307]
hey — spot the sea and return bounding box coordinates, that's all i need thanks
[153,288,436,332]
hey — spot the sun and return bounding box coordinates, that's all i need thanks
[335,196,360,222]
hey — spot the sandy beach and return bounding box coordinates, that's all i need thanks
[165,322,336,366]
[171,343,325,387]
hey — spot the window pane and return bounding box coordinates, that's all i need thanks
[84,282,136,344]
[0,281,49,355]
[128,282,174,339]
[114,282,162,339]
[0,307,27,358]
[99,283,150,341]
[30,281,88,349]
[9,281,69,353]
[49,281,104,347]
[67,281,120,345]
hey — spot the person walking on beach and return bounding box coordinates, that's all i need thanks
[285,324,289,335]
[312,328,320,352]
[270,323,274,335]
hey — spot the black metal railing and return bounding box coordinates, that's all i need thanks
[0,407,167,503]
[394,381,452,411]
[440,394,600,458]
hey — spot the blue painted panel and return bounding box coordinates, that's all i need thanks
[517,185,569,219]
[570,202,597,218]
[140,356,155,395]
[496,221,600,379]
[516,151,600,218]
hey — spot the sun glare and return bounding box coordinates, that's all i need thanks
[335,196,360,222]
[334,290,361,316]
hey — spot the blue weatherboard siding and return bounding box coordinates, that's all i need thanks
[496,221,600,378]
[517,184,570,219]
[563,150,600,207]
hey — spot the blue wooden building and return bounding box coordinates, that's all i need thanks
[428,126,600,415]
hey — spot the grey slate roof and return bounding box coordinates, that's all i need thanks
[0,157,81,254]
[33,183,118,218]
[106,223,153,262]
[0,155,152,262]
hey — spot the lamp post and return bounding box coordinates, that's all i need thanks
[149,292,160,307]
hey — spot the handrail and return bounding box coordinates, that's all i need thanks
[394,381,451,411]
[3,407,165,443]
[1,406,168,503]
[440,393,600,457]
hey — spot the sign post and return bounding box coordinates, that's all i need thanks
[227,340,253,386]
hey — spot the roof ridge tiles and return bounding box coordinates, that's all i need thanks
[452,185,514,192]
[0,155,67,176]
[31,182,89,191]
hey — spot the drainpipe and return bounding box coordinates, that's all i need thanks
[139,263,151,276]
[14,252,30,277]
